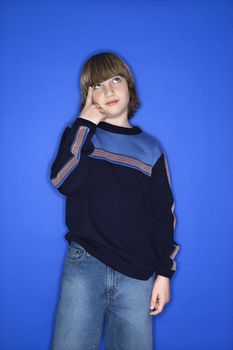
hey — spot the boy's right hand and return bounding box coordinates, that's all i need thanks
[79,86,107,125]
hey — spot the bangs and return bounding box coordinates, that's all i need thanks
[80,53,130,92]
[89,56,125,86]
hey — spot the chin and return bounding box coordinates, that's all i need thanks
[106,105,127,116]
[105,111,123,118]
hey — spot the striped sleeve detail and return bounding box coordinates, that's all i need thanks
[164,153,176,229]
[170,244,180,271]
[163,153,180,271]
[51,126,90,188]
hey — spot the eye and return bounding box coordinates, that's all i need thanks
[93,76,122,90]
[93,83,101,90]
[112,76,121,83]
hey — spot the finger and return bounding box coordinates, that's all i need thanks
[150,298,165,316]
[150,305,163,316]
[95,104,106,115]
[84,86,93,108]
[150,293,159,310]
[99,108,106,114]
[150,295,165,316]
[150,294,160,315]
[150,303,163,315]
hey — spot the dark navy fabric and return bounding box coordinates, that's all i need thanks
[50,117,180,280]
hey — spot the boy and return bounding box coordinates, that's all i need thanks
[50,51,180,350]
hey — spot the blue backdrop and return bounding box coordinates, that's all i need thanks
[1,0,232,349]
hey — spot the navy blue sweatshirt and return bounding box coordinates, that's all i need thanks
[50,117,180,280]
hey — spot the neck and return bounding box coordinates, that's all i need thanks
[102,115,132,128]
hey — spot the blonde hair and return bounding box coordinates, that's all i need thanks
[78,51,141,119]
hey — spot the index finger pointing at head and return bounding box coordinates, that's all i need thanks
[85,86,93,107]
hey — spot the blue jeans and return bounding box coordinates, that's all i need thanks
[51,240,156,350]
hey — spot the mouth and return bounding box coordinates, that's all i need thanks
[106,100,119,106]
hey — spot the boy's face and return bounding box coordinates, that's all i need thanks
[91,75,130,118]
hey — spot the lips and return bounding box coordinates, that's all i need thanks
[106,100,119,105]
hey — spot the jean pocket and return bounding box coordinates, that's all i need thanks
[65,241,92,263]
[65,241,86,263]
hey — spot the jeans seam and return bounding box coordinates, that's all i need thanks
[113,311,116,350]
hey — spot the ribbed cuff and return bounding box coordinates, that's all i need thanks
[156,267,175,280]
[75,117,99,132]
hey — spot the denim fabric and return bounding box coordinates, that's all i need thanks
[51,241,156,350]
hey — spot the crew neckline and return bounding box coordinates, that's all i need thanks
[97,121,142,135]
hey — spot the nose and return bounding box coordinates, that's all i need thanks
[104,83,115,97]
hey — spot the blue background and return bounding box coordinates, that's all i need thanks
[1,0,233,349]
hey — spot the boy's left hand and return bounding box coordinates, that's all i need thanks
[149,275,170,316]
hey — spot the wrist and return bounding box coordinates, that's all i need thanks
[157,275,170,281]
[78,115,102,125]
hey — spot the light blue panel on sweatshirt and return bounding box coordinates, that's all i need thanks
[91,128,162,167]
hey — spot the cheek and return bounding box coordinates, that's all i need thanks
[120,87,130,102]
[92,91,102,104]
[119,84,129,96]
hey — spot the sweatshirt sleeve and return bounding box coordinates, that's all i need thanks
[50,117,98,196]
[150,152,180,279]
